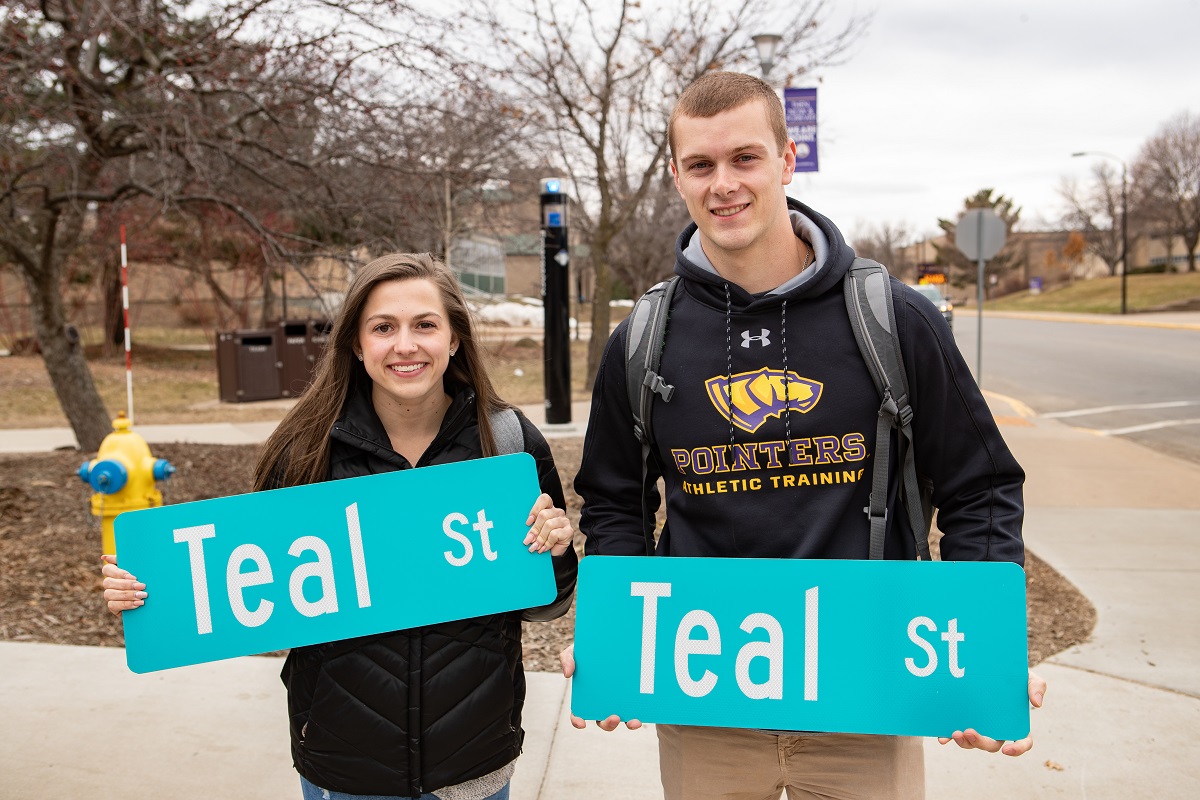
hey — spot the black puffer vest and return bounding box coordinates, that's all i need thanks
[280,383,577,796]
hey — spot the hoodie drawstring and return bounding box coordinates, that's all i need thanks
[724,284,795,557]
[781,299,791,453]
[724,286,794,457]
[724,282,735,456]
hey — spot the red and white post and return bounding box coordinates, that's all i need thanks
[120,225,134,424]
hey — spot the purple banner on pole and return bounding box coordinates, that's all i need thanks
[784,87,818,173]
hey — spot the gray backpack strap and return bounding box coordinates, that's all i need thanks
[843,258,932,561]
[626,277,679,444]
[488,407,524,456]
[625,276,679,555]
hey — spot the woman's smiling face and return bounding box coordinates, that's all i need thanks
[355,277,459,410]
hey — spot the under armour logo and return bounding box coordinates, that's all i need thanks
[741,329,771,348]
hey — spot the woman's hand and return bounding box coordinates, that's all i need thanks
[100,554,147,616]
[524,493,575,556]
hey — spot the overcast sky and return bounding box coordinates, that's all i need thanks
[786,0,1200,244]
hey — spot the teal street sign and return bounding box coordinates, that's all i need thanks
[115,453,555,674]
[572,556,1029,740]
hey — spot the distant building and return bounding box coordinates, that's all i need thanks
[896,230,1111,300]
[447,171,587,301]
[1138,233,1196,273]
[450,236,507,296]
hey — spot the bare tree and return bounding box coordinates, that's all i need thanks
[606,165,692,299]
[1061,230,1087,283]
[296,69,537,260]
[1134,111,1200,272]
[1059,165,1125,277]
[0,0,450,449]
[852,221,915,281]
[480,0,869,378]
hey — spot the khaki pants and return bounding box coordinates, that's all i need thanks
[657,725,925,800]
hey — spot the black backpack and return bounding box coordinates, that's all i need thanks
[624,258,933,560]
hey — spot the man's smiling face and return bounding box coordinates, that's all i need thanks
[670,99,797,269]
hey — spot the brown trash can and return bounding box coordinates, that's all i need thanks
[276,318,332,398]
[215,329,283,403]
[277,321,311,398]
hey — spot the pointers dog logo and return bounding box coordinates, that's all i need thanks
[705,368,823,433]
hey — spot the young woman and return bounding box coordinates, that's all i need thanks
[102,252,579,800]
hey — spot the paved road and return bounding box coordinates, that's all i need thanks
[952,310,1200,465]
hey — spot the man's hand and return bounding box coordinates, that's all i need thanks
[938,669,1046,756]
[559,644,643,731]
[523,493,576,556]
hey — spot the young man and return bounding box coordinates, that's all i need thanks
[563,71,1045,799]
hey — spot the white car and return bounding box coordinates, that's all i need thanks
[912,284,954,329]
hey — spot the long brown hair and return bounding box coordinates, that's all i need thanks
[253,252,509,490]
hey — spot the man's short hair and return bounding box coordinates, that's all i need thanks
[669,71,788,161]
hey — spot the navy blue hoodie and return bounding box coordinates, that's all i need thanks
[575,198,1024,564]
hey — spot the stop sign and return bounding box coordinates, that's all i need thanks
[955,208,1007,261]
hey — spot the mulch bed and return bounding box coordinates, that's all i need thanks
[0,439,1092,671]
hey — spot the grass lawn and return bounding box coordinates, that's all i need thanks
[986,271,1200,314]
[0,335,595,429]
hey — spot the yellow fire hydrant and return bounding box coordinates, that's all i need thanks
[77,414,176,555]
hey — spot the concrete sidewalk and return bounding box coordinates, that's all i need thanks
[3,397,1199,798]
[923,395,1200,798]
[0,402,591,453]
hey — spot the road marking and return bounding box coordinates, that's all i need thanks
[1083,418,1200,436]
[1041,400,1200,419]
[985,311,1200,332]
[983,390,1037,418]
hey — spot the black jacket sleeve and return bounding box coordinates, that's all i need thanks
[517,413,579,621]
[573,321,663,557]
[897,282,1025,564]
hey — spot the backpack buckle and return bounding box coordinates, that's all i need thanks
[863,503,887,521]
[879,390,899,419]
[644,372,675,402]
[632,422,648,445]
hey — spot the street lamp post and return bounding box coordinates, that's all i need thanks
[751,33,783,79]
[1072,151,1129,315]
